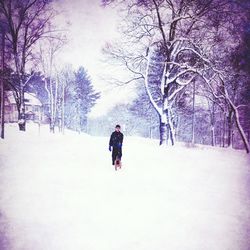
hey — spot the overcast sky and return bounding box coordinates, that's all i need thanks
[54,0,135,117]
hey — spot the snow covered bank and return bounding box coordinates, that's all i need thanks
[0,124,250,250]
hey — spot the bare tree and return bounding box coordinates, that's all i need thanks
[38,33,66,133]
[201,71,250,153]
[0,23,6,139]
[103,0,232,146]
[0,0,54,131]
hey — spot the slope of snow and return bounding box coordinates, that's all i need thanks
[0,123,250,250]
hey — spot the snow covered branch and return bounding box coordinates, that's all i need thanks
[176,74,196,86]
[168,85,185,101]
[167,68,198,84]
[176,47,210,65]
[145,59,161,115]
[23,71,36,87]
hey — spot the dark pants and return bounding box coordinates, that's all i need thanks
[112,147,122,165]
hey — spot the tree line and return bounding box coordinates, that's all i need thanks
[102,0,250,153]
[28,66,100,133]
[0,0,100,136]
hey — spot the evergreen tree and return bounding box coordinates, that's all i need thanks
[64,66,100,132]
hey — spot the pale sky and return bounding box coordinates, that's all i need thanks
[54,0,136,117]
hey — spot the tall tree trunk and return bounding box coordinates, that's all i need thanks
[0,30,5,139]
[222,111,227,147]
[44,78,54,133]
[0,81,4,139]
[223,83,250,153]
[168,109,175,146]
[231,104,250,153]
[62,83,65,134]
[18,86,26,131]
[14,54,26,131]
[159,110,175,146]
[191,81,195,144]
[159,114,168,145]
[211,102,215,146]
[211,127,215,146]
[54,77,58,132]
[227,110,233,147]
[159,122,168,145]
[160,96,175,146]
[50,79,55,133]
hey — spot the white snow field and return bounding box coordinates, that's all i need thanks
[0,123,250,250]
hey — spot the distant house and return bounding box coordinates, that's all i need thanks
[4,91,44,123]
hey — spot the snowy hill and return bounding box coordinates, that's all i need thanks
[0,123,250,250]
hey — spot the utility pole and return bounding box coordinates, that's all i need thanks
[0,29,5,139]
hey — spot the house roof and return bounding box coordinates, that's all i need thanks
[5,91,42,106]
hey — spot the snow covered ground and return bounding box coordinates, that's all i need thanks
[0,123,250,250]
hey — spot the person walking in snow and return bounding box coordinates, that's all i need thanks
[109,124,124,166]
